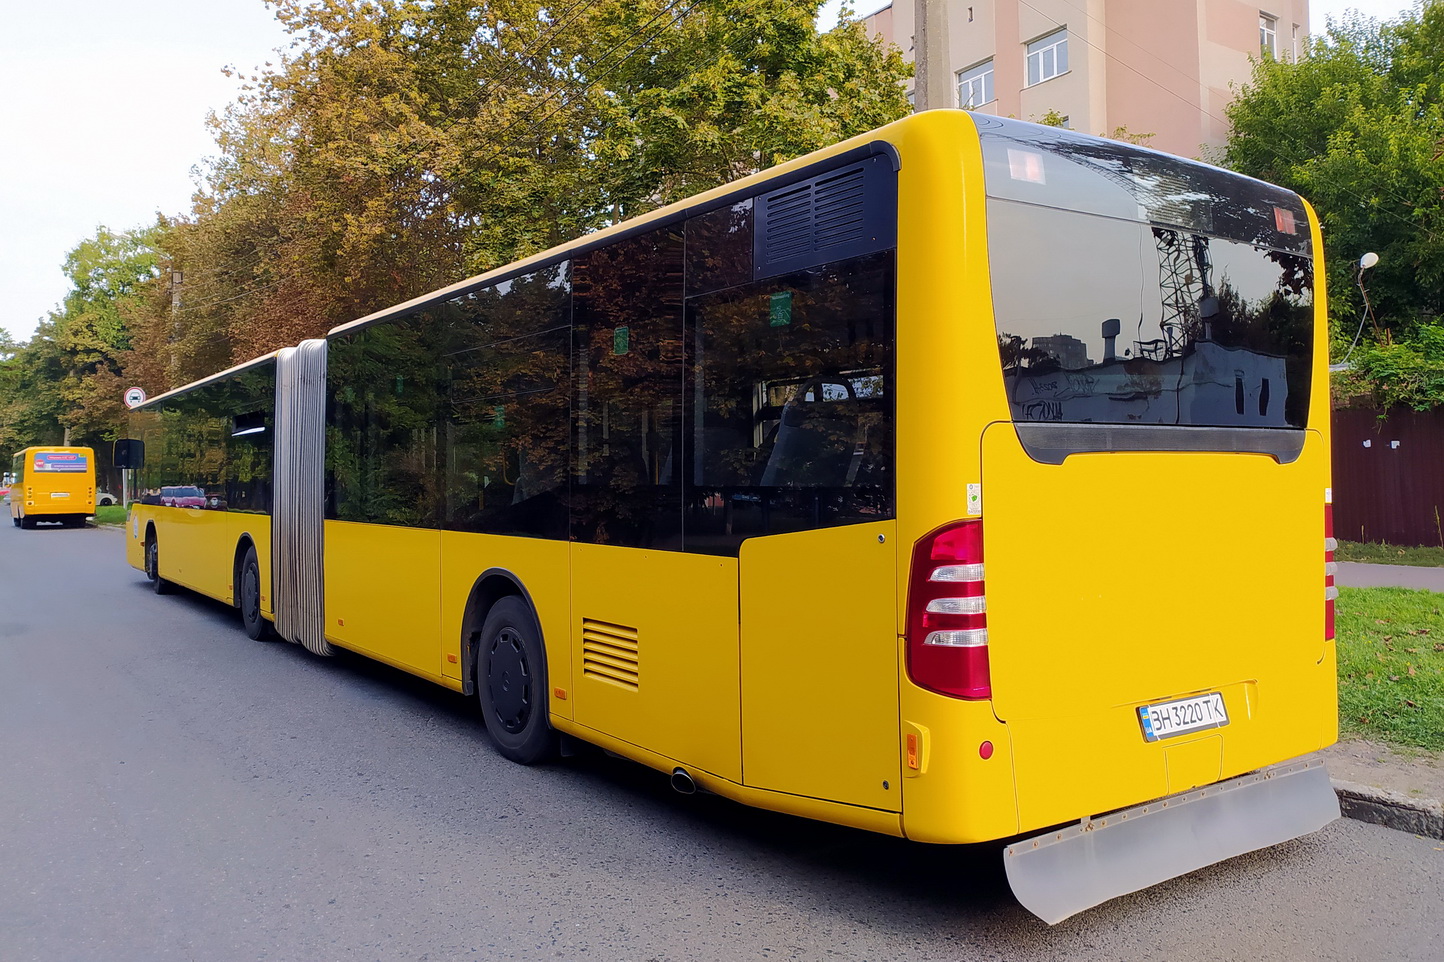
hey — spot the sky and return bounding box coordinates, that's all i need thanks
[0,0,1425,344]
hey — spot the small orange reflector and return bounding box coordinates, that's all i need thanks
[979,740,994,760]
[906,733,920,770]
[554,687,567,700]
[337,618,345,627]
[445,653,458,664]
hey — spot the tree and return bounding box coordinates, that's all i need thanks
[1223,2,1444,384]
[0,225,162,451]
[190,0,910,360]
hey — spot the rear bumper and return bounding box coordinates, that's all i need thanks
[1004,753,1339,924]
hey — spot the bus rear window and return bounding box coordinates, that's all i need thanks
[978,117,1313,431]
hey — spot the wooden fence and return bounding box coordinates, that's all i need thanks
[1332,407,1444,547]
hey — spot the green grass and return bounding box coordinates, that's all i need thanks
[93,504,128,525]
[1336,540,1444,567]
[1336,586,1444,751]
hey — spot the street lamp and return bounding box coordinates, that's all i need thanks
[1331,252,1381,371]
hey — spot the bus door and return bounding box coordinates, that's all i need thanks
[729,373,900,812]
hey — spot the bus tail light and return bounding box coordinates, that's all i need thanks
[1324,498,1336,641]
[907,520,991,699]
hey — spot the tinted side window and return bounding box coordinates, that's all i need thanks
[571,227,685,549]
[133,361,276,513]
[685,251,895,556]
[225,363,276,513]
[327,315,445,527]
[442,264,571,538]
[685,200,752,297]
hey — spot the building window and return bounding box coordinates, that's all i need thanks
[957,60,994,108]
[1260,13,1278,57]
[1026,29,1068,86]
[1291,23,1300,60]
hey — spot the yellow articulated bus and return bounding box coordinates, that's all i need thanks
[10,446,96,529]
[119,111,1338,922]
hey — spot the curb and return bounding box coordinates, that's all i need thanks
[1332,778,1444,839]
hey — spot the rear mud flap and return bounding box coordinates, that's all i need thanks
[1004,755,1339,924]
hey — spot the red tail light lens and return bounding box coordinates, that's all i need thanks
[907,520,991,699]
[1324,499,1336,641]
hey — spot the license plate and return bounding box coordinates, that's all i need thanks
[50,492,70,499]
[1137,692,1228,742]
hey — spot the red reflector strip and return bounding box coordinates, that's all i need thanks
[1324,501,1335,641]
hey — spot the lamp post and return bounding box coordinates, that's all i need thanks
[1331,252,1381,371]
[1357,251,1380,337]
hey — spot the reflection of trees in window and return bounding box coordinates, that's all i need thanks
[685,201,753,297]
[685,251,895,556]
[442,264,571,538]
[572,227,685,549]
[132,361,275,512]
[327,316,444,527]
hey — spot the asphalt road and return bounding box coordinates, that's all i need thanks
[2,520,1441,962]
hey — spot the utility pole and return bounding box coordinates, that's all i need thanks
[914,0,952,111]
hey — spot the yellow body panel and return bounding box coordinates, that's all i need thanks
[325,521,443,683]
[10,446,96,520]
[551,715,904,838]
[570,543,741,784]
[739,521,899,811]
[440,532,572,703]
[126,505,274,616]
[897,673,1020,843]
[157,505,237,599]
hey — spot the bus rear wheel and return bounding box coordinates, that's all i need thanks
[239,545,270,640]
[145,537,171,594]
[477,596,557,765]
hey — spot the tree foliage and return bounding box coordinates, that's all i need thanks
[1223,1,1444,407]
[0,0,909,450]
[0,225,160,454]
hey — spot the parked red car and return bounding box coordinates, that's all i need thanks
[159,485,207,508]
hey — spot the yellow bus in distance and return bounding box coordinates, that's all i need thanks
[10,446,96,529]
[119,111,1339,923]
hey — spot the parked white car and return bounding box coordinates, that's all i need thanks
[96,489,116,507]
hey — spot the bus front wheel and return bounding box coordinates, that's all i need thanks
[239,545,270,640]
[145,537,171,595]
[477,596,557,765]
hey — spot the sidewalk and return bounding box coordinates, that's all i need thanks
[1335,561,1444,593]
[1325,563,1444,837]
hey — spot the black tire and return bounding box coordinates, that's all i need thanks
[10,515,18,528]
[477,596,557,765]
[145,537,171,594]
[99,497,113,506]
[239,545,270,640]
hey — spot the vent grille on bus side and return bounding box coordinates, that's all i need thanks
[582,619,640,691]
[754,153,897,279]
